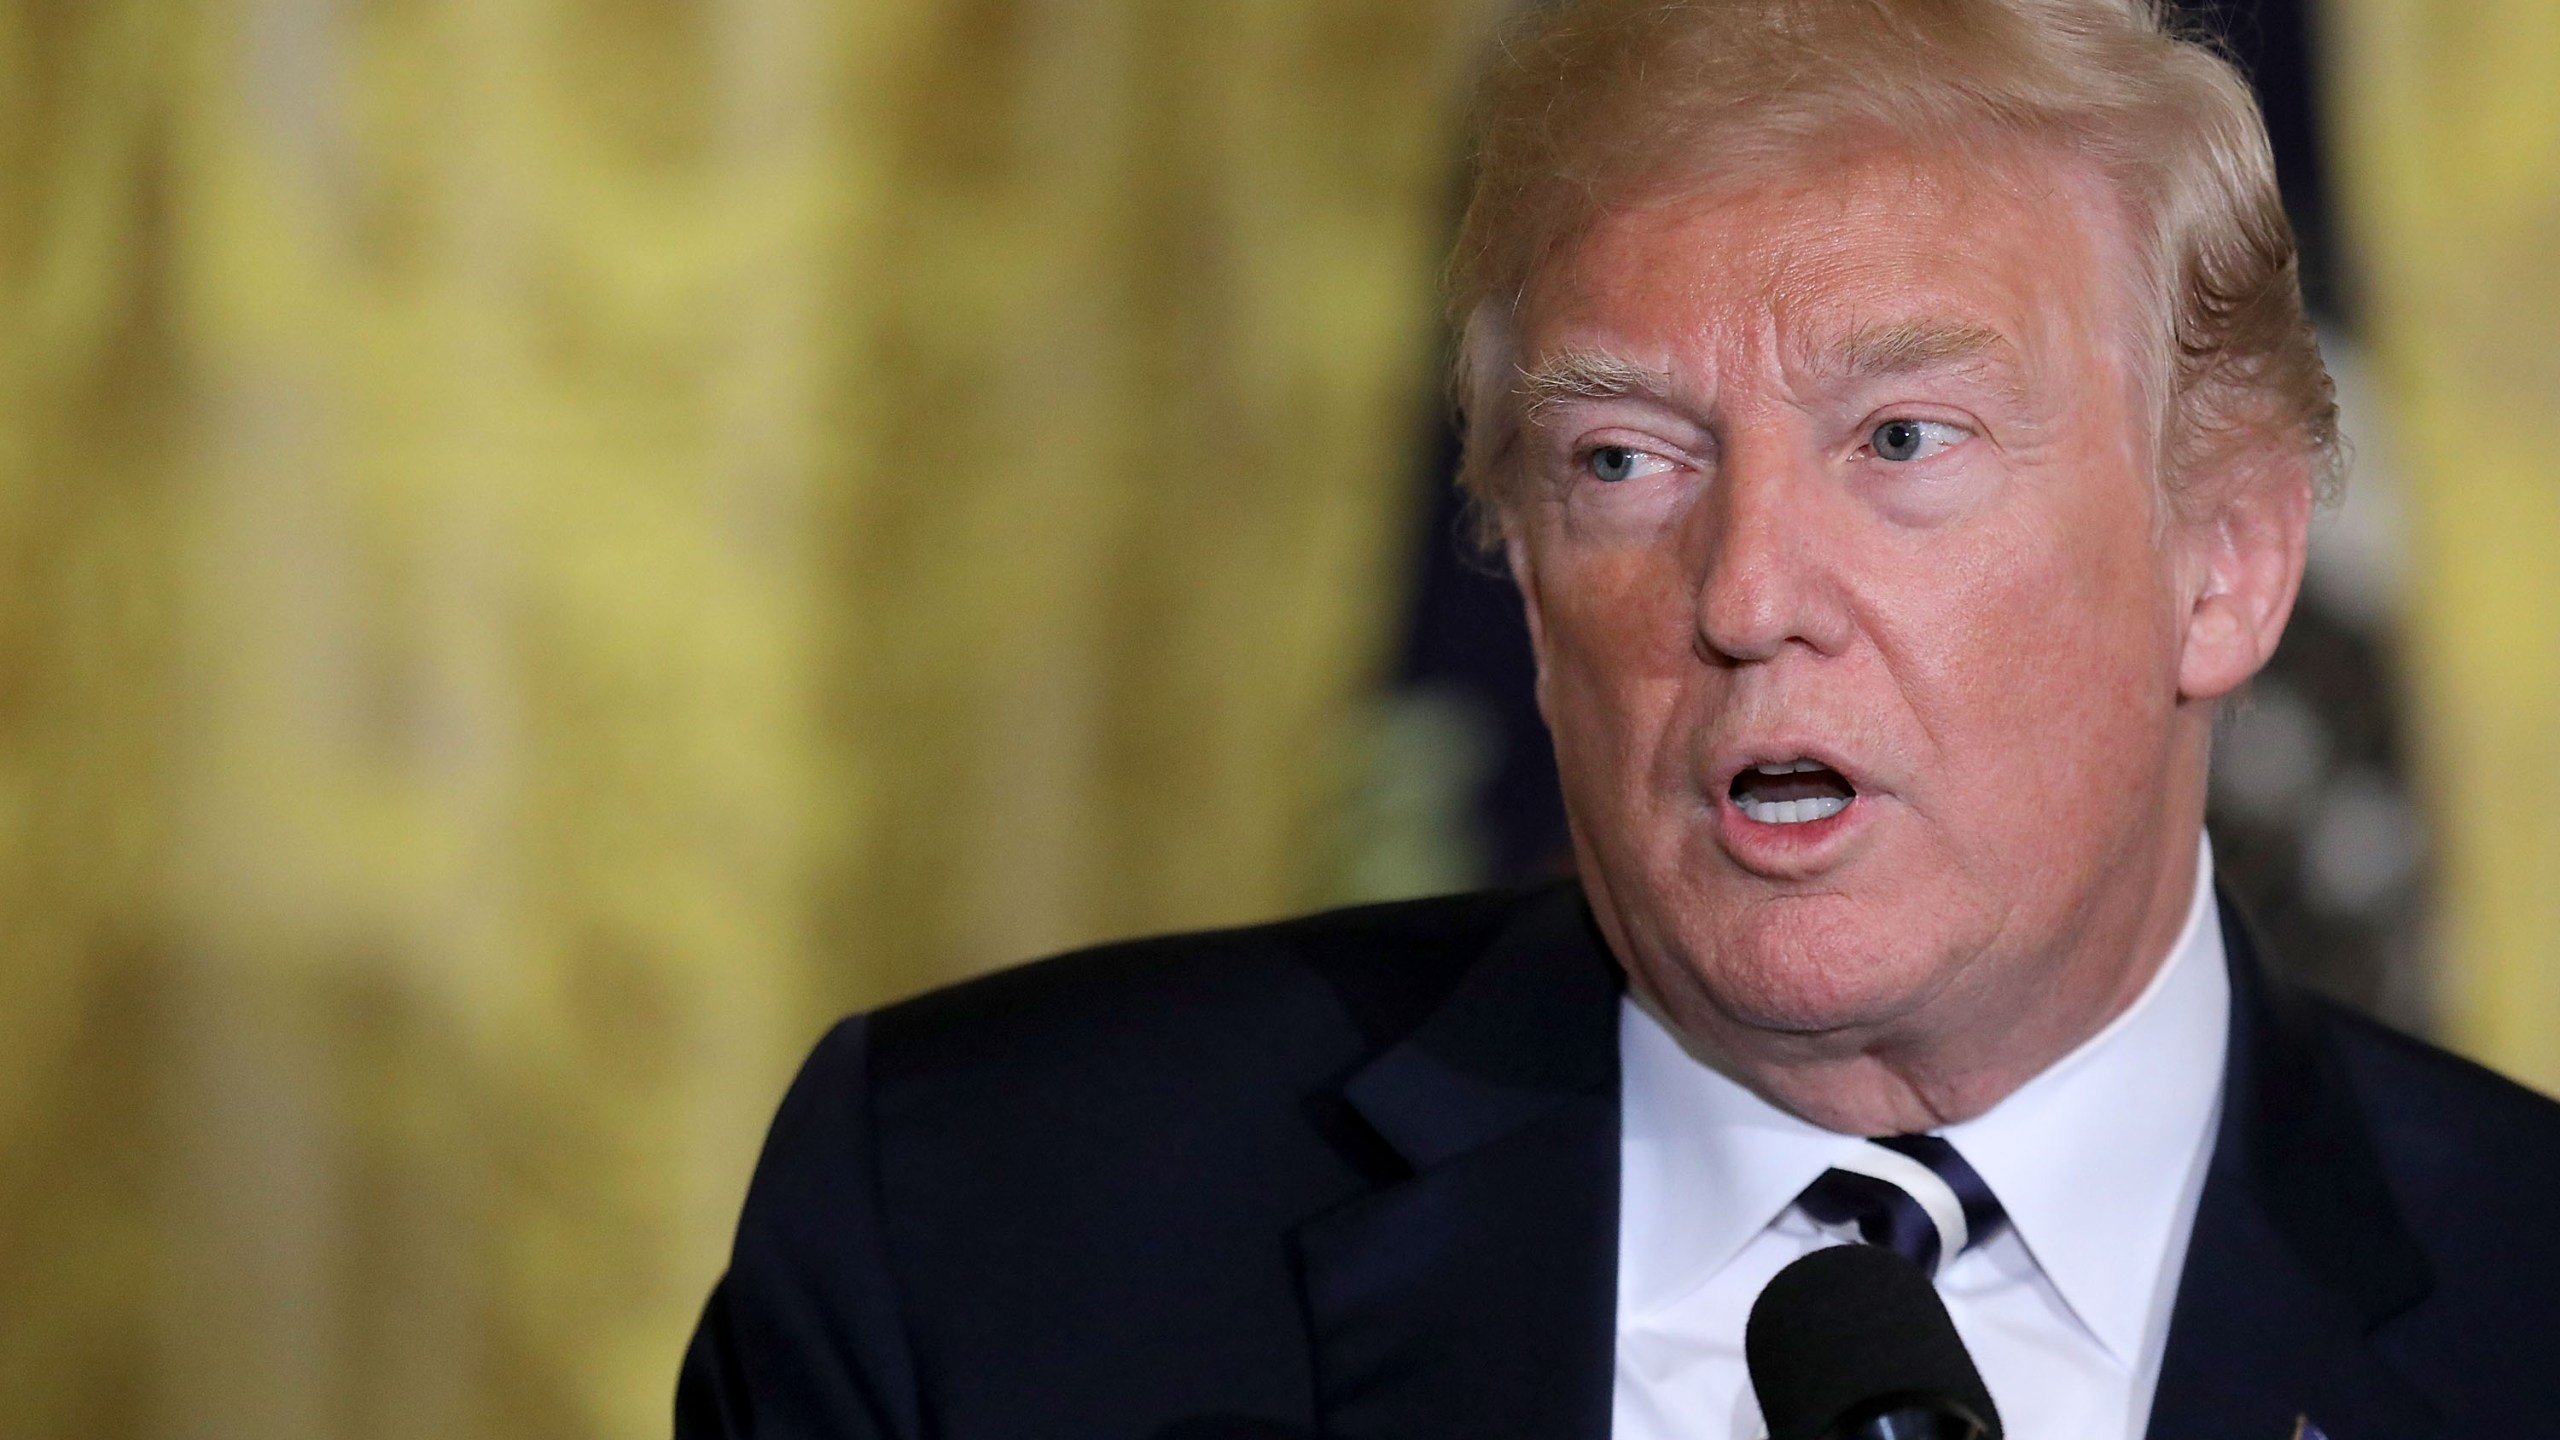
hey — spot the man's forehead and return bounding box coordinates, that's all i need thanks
[1513,141,2127,379]
[1514,229,2128,425]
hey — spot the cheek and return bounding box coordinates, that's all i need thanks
[1899,509,2178,810]
[2041,490,2183,702]
[1527,545,1699,760]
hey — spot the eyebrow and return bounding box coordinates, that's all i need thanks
[1508,321,2030,425]
[1513,347,1678,423]
[1821,320,2022,386]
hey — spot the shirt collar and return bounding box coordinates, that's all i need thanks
[1618,993,1846,1316]
[1940,832,2228,1364]
[1614,832,2232,1359]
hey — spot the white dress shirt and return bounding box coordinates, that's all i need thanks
[1613,835,2230,1440]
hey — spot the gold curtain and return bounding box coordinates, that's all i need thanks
[0,0,1499,1436]
[0,5,188,1436]
[2325,0,2560,1095]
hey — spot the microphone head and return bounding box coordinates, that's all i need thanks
[1745,1245,2003,1440]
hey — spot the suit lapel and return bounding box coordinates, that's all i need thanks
[1292,885,1623,1440]
[2144,897,2436,1440]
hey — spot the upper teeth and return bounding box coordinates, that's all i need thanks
[1740,795,1849,825]
[1751,760,1830,774]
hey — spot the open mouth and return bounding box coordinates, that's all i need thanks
[1728,759,1857,825]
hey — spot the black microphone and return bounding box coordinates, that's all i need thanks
[1745,1245,2004,1440]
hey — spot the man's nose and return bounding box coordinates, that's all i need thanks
[1690,440,1850,664]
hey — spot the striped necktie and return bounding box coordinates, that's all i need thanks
[1794,1134,2008,1278]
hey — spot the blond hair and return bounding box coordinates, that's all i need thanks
[1449,0,2340,531]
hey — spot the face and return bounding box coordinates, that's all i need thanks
[1506,143,2299,1083]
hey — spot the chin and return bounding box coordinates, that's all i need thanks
[1644,883,1962,1039]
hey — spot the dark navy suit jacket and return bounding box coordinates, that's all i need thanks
[677,883,2560,1438]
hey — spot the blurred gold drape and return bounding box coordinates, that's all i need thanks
[0,1,1496,1436]
[2326,0,2560,1095]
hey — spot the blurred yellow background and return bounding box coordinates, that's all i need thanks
[0,0,2552,1437]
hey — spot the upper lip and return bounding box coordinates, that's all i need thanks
[1711,742,1868,803]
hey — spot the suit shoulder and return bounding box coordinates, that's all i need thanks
[2315,998,2560,1179]
[864,884,1562,1086]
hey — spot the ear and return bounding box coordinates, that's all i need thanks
[2175,452,2314,702]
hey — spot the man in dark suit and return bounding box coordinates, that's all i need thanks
[679,1,2560,1436]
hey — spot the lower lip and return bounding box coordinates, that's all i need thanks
[1717,792,1868,865]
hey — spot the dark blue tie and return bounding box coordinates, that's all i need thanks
[1795,1134,2008,1278]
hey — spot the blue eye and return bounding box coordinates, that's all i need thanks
[1869,418,1964,462]
[1589,445,1641,483]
